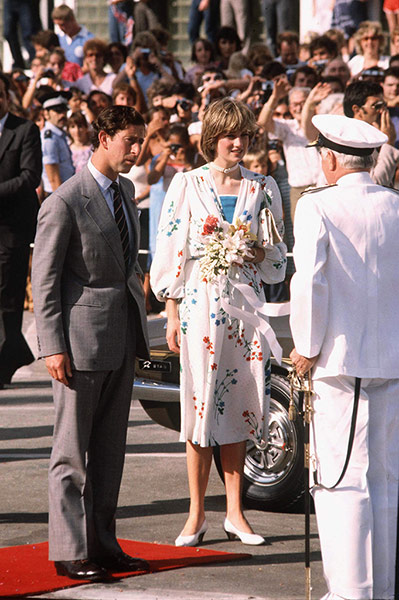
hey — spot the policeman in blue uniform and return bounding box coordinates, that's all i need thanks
[41,93,75,196]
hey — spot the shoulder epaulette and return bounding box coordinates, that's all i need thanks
[301,184,337,195]
[44,129,52,139]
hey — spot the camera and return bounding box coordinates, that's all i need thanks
[177,99,191,111]
[313,59,329,72]
[359,68,384,82]
[259,80,274,103]
[170,143,183,154]
[261,81,274,92]
[41,69,55,79]
[140,48,151,57]
[286,66,298,83]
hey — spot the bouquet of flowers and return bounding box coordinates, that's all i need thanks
[199,215,257,283]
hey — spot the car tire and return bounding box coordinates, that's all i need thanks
[213,373,305,512]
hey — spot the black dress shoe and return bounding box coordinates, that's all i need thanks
[96,552,150,572]
[54,559,109,581]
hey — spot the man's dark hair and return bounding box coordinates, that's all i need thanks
[261,61,286,80]
[0,72,10,94]
[309,35,338,59]
[215,26,242,52]
[170,82,196,100]
[202,66,225,78]
[343,80,383,117]
[383,66,399,81]
[389,54,399,67]
[106,41,128,63]
[31,30,59,50]
[277,31,299,51]
[91,106,145,149]
[87,90,112,111]
[292,65,319,86]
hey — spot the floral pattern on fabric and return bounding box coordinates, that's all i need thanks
[150,165,287,447]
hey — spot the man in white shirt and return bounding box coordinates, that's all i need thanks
[343,80,399,187]
[258,79,321,223]
[290,114,399,600]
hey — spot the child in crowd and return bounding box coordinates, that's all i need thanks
[68,86,85,115]
[67,112,92,173]
[243,145,292,299]
[112,82,138,108]
[146,124,196,313]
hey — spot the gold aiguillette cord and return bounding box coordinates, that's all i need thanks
[288,367,313,600]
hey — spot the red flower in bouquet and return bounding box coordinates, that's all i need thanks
[202,215,219,235]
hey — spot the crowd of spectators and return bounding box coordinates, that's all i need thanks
[3,0,399,312]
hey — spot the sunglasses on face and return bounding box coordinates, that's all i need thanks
[202,75,223,83]
[365,100,386,110]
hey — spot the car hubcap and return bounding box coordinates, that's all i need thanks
[244,398,298,487]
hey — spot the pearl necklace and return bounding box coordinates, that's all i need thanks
[210,162,240,174]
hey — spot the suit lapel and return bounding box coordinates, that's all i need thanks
[80,167,126,274]
[0,115,16,164]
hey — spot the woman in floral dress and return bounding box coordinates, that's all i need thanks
[150,98,287,547]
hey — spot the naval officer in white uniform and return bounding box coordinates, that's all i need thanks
[290,114,399,600]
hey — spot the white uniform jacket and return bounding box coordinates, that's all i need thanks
[290,171,399,380]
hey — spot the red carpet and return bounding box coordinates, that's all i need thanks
[0,539,251,598]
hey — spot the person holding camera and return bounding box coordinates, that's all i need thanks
[147,124,196,271]
[258,77,321,223]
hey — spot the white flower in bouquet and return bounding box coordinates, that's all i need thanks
[199,215,257,283]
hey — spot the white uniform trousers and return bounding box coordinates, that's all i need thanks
[311,376,399,600]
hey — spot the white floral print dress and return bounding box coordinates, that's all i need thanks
[150,164,287,447]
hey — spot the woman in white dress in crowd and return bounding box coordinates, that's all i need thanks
[150,98,287,547]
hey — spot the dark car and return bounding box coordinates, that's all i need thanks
[133,315,305,512]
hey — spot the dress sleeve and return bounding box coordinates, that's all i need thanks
[150,171,191,301]
[256,175,287,283]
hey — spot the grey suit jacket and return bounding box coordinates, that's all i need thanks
[32,165,150,370]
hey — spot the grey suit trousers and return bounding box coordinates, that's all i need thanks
[48,320,135,561]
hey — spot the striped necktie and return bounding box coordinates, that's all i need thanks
[110,181,130,269]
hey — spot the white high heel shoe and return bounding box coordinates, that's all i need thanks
[175,519,208,547]
[223,517,265,546]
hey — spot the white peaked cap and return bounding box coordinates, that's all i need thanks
[310,114,388,156]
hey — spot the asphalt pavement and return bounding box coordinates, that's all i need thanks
[0,312,327,600]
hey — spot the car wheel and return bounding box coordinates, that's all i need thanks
[213,374,305,512]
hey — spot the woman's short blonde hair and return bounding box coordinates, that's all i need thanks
[353,21,386,55]
[200,98,258,162]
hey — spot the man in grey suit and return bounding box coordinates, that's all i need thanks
[32,106,150,582]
